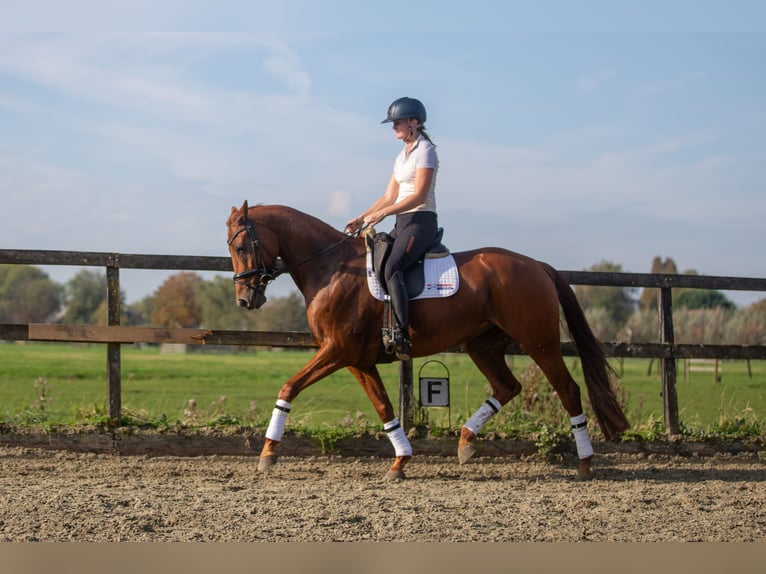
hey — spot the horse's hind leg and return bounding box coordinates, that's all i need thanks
[459,329,522,465]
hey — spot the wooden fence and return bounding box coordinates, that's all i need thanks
[2,248,766,434]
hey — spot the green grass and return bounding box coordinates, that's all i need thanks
[0,342,764,441]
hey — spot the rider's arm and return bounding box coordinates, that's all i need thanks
[362,167,433,227]
[346,173,399,232]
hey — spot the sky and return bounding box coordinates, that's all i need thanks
[1,2,765,308]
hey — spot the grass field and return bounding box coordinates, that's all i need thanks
[0,342,764,439]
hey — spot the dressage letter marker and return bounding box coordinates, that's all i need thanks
[419,377,450,407]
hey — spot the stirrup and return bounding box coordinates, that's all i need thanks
[382,328,410,360]
[392,328,412,360]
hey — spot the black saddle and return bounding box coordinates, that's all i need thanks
[366,228,450,299]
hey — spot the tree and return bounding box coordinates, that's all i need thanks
[638,256,678,311]
[198,275,309,331]
[0,265,63,323]
[574,261,635,339]
[62,269,108,325]
[258,292,309,331]
[143,273,309,332]
[583,306,620,342]
[725,301,766,345]
[198,275,251,330]
[673,307,732,344]
[674,289,735,311]
[150,272,203,328]
[619,309,659,343]
[124,296,155,326]
[668,268,735,311]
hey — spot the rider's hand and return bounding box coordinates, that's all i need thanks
[363,210,385,228]
[345,217,363,234]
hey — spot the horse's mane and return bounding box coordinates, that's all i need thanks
[250,204,346,240]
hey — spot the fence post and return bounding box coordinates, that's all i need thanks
[659,286,679,434]
[106,257,121,424]
[398,359,414,431]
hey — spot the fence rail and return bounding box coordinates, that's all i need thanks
[2,248,765,434]
[3,323,766,360]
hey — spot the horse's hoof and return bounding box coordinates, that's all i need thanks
[457,444,476,465]
[258,454,278,472]
[384,469,406,481]
[575,462,594,481]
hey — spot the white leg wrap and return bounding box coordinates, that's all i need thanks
[265,399,291,441]
[384,418,412,457]
[570,413,594,459]
[463,397,502,436]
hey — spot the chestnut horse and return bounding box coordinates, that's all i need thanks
[226,201,629,480]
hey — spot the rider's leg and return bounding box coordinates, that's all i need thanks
[383,212,438,359]
[385,270,410,360]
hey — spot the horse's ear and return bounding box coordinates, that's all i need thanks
[229,200,249,225]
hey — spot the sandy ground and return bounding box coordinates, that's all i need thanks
[1,445,764,542]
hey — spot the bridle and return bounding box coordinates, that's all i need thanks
[227,209,365,291]
[227,213,286,290]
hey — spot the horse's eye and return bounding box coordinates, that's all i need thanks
[235,246,246,255]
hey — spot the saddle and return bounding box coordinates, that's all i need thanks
[365,227,452,299]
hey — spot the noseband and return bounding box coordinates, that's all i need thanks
[227,213,285,289]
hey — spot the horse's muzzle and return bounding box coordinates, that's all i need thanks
[237,286,268,310]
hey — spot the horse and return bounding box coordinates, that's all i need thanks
[226,201,630,480]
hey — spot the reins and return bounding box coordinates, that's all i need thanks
[289,225,367,271]
[228,210,366,288]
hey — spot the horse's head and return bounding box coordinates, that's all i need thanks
[226,200,284,310]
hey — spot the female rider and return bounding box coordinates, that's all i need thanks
[346,97,439,360]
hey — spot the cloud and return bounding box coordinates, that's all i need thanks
[628,71,707,110]
[0,34,315,126]
[0,30,763,308]
[0,154,97,207]
[262,44,312,97]
[436,110,761,240]
[575,68,616,94]
[95,121,249,193]
[326,190,352,218]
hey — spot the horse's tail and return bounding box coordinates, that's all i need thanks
[544,263,630,440]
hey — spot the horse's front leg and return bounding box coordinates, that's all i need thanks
[458,426,478,465]
[348,366,412,481]
[258,348,343,472]
[258,440,280,471]
[385,454,412,481]
[382,418,412,481]
[257,400,290,472]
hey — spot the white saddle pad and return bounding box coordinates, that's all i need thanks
[365,252,459,301]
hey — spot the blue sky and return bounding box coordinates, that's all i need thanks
[1,2,765,307]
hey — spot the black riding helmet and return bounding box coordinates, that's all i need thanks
[381,97,427,124]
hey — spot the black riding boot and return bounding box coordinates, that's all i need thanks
[385,271,411,360]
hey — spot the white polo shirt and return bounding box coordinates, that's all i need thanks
[393,134,438,213]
